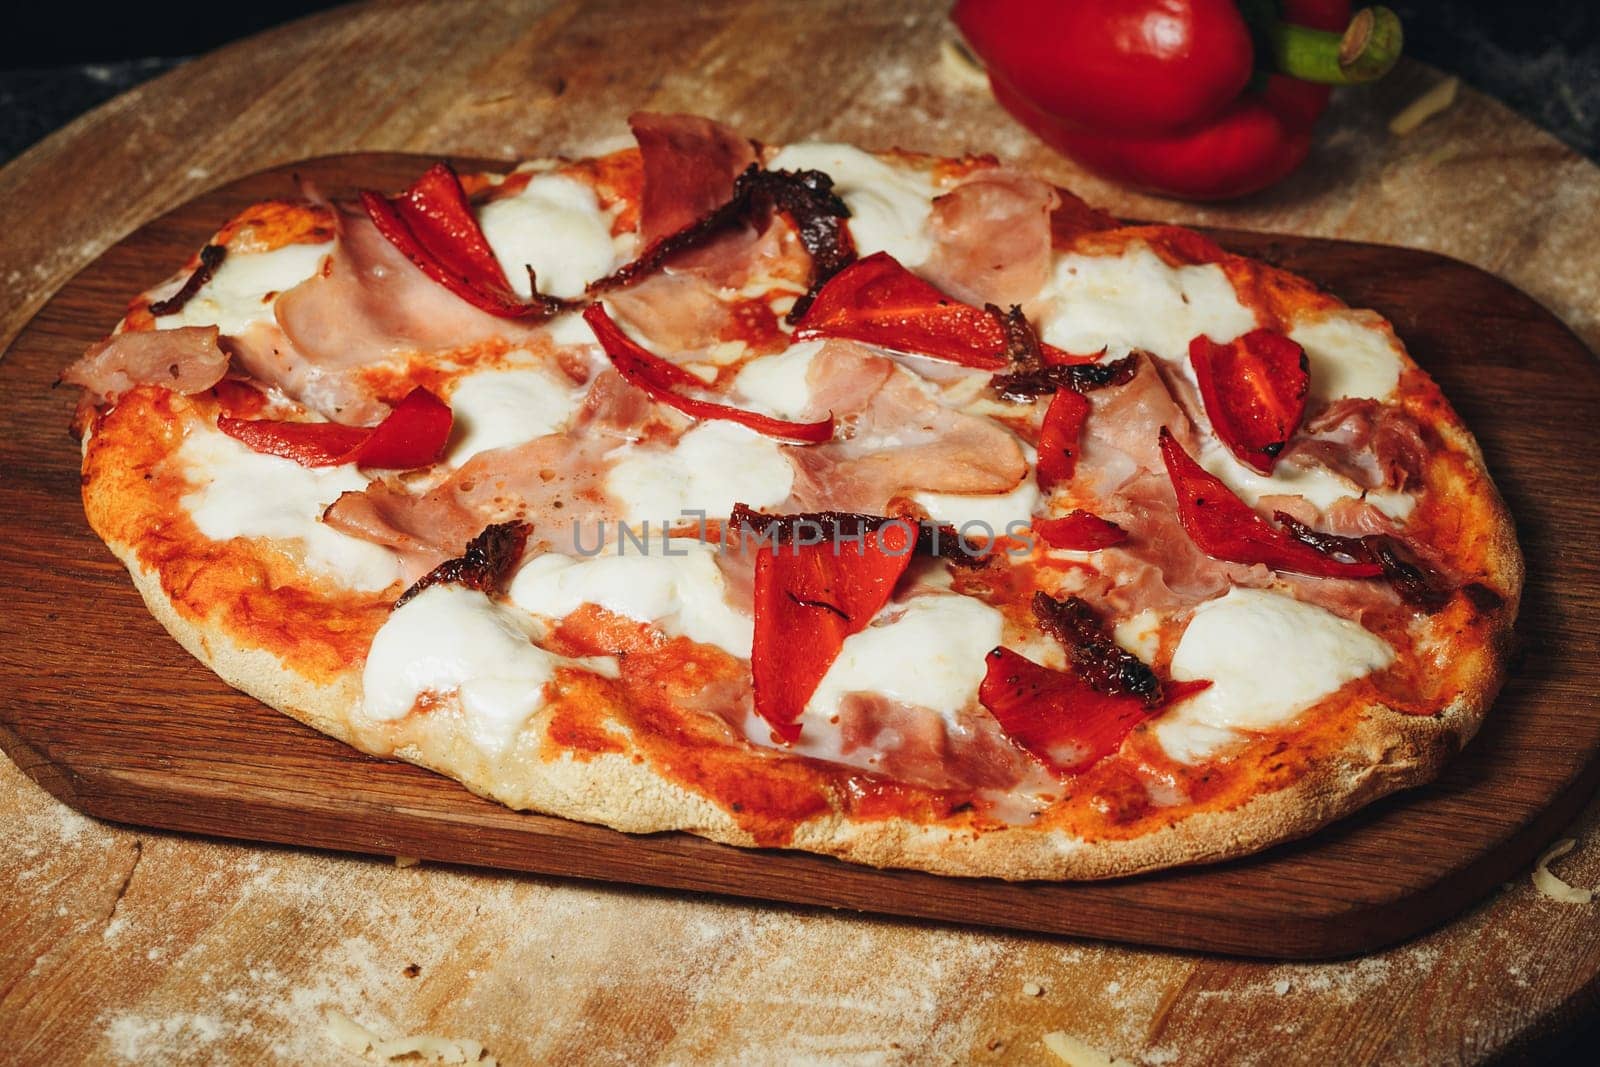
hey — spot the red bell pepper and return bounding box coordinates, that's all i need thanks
[1034,510,1128,551]
[218,386,453,469]
[1189,328,1309,474]
[362,162,571,319]
[1158,427,1383,577]
[1034,387,1091,491]
[952,1,1403,200]
[583,304,836,443]
[750,520,916,741]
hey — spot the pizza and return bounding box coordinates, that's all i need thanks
[61,113,1520,880]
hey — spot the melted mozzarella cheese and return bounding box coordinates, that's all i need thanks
[178,425,401,591]
[360,584,616,753]
[154,240,331,336]
[1036,244,1255,362]
[1154,587,1395,762]
[605,422,794,523]
[731,340,824,419]
[509,541,751,657]
[544,310,599,348]
[446,361,584,465]
[913,477,1041,532]
[766,142,940,266]
[1289,309,1404,404]
[804,594,1003,725]
[477,174,619,300]
[1199,442,1416,520]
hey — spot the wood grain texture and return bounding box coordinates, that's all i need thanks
[1,150,1593,962]
[3,2,1600,1063]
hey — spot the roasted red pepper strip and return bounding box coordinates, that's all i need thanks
[1159,427,1382,577]
[979,648,1211,777]
[582,305,835,443]
[1035,388,1091,491]
[751,521,915,741]
[793,252,1012,369]
[955,1,1403,201]
[218,387,453,469]
[1189,328,1309,474]
[362,162,571,319]
[1034,510,1128,551]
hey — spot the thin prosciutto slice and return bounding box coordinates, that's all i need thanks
[1188,329,1309,474]
[219,387,452,469]
[630,111,758,248]
[784,341,1029,513]
[582,304,834,442]
[361,162,570,319]
[750,520,915,741]
[923,169,1059,308]
[1158,427,1383,579]
[60,326,228,405]
[793,252,1012,370]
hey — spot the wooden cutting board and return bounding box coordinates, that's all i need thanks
[1,152,1596,961]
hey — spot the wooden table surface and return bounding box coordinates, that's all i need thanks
[4,2,1599,1062]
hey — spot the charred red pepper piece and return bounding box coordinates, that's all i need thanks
[1034,510,1128,551]
[981,593,1213,776]
[1189,328,1309,474]
[218,387,453,469]
[793,252,1012,369]
[750,520,915,741]
[954,1,1403,200]
[1158,427,1383,577]
[583,304,835,443]
[980,649,1210,776]
[1035,388,1091,491]
[362,162,572,319]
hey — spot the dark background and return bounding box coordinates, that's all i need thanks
[1,1,1598,165]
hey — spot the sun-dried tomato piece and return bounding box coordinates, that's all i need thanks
[394,522,532,609]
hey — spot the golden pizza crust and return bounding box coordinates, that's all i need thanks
[104,493,1519,881]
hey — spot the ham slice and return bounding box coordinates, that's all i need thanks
[923,169,1059,308]
[60,326,228,404]
[603,271,740,353]
[1073,353,1196,494]
[836,692,1042,793]
[268,202,533,421]
[324,433,623,579]
[783,341,1028,513]
[630,111,757,247]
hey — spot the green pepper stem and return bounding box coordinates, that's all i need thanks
[1270,6,1403,85]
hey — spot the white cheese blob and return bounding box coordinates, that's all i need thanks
[804,594,1004,725]
[445,362,584,466]
[178,425,401,591]
[1198,442,1416,520]
[544,310,600,348]
[154,240,331,336]
[477,174,619,300]
[1037,244,1256,362]
[913,477,1041,532]
[766,142,940,266]
[731,339,825,419]
[1289,308,1404,404]
[605,421,794,524]
[360,584,616,753]
[1154,587,1395,762]
[509,541,751,657]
